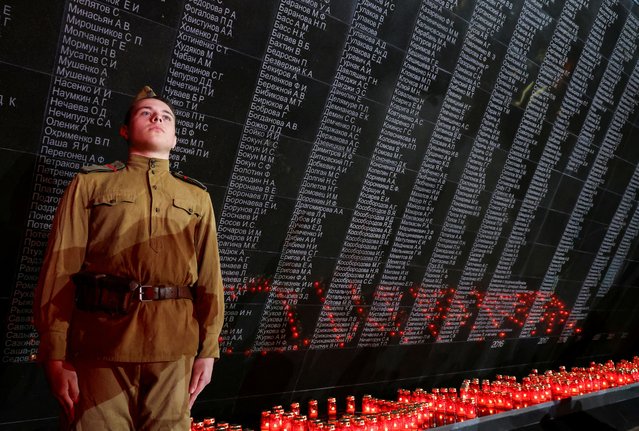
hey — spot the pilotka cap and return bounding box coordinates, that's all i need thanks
[133,85,158,102]
[124,85,175,124]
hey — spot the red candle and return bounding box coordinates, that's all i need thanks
[477,392,487,417]
[308,400,318,420]
[261,411,271,431]
[471,379,480,391]
[512,386,523,408]
[346,396,356,415]
[435,395,446,426]
[465,400,477,420]
[362,395,372,415]
[456,401,466,422]
[294,417,306,431]
[327,398,337,419]
[380,413,391,431]
[445,396,457,424]
[338,418,351,431]
[486,392,495,415]
[364,415,378,431]
[270,413,281,431]
[308,419,322,431]
[391,412,401,431]
[282,413,294,431]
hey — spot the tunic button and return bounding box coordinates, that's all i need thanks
[155,207,160,213]
[151,170,155,175]
[153,185,158,190]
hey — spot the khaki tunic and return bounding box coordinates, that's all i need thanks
[34,154,224,362]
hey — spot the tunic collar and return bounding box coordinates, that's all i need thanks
[126,153,170,172]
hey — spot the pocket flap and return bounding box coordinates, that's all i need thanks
[173,198,201,217]
[92,192,137,206]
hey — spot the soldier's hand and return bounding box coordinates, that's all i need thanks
[44,360,79,422]
[189,357,214,409]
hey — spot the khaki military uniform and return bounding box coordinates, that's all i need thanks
[34,154,224,428]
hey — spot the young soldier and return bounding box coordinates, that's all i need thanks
[34,86,224,429]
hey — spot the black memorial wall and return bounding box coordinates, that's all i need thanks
[2,0,639,428]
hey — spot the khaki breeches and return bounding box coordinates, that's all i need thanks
[66,356,193,431]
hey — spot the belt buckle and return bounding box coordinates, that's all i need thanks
[138,285,154,302]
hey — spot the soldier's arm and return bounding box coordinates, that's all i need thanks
[193,191,225,359]
[189,357,214,408]
[44,360,79,422]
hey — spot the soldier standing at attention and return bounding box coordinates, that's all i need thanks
[34,86,225,430]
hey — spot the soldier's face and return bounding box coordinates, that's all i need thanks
[120,98,177,158]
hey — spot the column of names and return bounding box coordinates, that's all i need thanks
[357,0,461,347]
[398,0,514,345]
[560,162,639,340]
[520,15,639,336]
[463,0,618,341]
[254,0,397,351]
[218,0,331,351]
[419,0,555,343]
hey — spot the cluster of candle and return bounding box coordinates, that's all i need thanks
[191,357,639,430]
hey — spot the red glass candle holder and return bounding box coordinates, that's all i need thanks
[327,397,337,420]
[308,400,318,420]
[346,396,356,415]
[261,411,271,431]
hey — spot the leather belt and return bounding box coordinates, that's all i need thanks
[135,284,194,301]
[73,271,195,314]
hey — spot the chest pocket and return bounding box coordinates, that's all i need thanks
[89,192,140,238]
[172,198,201,218]
[92,192,137,207]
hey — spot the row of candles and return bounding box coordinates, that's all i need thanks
[191,356,639,430]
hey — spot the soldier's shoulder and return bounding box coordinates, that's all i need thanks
[79,161,126,174]
[171,171,207,191]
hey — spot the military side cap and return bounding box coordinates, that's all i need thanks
[171,171,207,190]
[133,85,157,102]
[126,85,175,123]
[80,160,126,174]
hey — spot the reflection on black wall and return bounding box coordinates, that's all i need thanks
[2,0,639,428]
